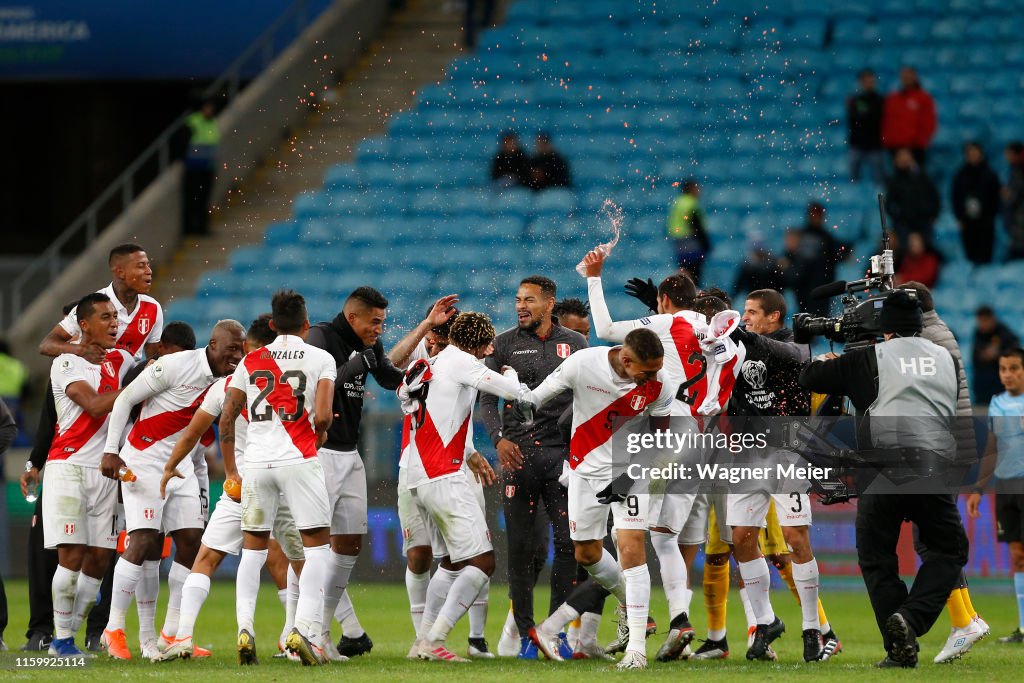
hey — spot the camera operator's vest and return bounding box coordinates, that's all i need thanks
[868,336,957,455]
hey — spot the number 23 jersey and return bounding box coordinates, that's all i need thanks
[229,334,337,466]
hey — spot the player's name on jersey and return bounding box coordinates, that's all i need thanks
[625,462,834,483]
[265,349,305,360]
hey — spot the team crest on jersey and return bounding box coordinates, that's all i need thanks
[630,394,646,411]
[741,360,767,389]
[138,317,151,335]
[505,485,516,498]
[64,523,75,536]
[143,508,156,520]
[569,520,576,532]
[556,343,571,358]
[102,361,115,376]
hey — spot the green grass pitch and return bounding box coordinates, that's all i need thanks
[2,579,1022,680]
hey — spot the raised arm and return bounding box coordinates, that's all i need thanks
[65,381,122,418]
[584,250,645,342]
[389,294,459,369]
[39,324,107,364]
[523,355,578,409]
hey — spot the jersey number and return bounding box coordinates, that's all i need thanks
[604,410,620,431]
[626,495,640,517]
[678,351,708,406]
[250,369,307,422]
[790,493,803,514]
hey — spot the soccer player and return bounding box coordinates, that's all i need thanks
[395,307,499,660]
[154,315,305,661]
[523,328,676,670]
[40,244,163,363]
[220,291,336,666]
[553,298,591,338]
[44,293,136,657]
[400,312,526,663]
[968,348,1024,644]
[586,250,740,661]
[306,288,458,658]
[98,319,245,660]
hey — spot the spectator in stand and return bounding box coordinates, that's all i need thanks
[895,232,940,289]
[847,68,885,184]
[491,131,531,188]
[881,66,937,166]
[780,202,850,316]
[464,0,496,49]
[1003,141,1024,260]
[973,305,1021,406]
[885,148,941,246]
[0,339,29,447]
[529,132,572,191]
[951,142,1002,265]
[733,234,785,296]
[182,100,220,236]
[666,179,711,284]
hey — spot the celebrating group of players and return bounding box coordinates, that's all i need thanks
[28,240,985,670]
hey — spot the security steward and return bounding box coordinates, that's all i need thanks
[799,289,968,668]
[479,275,588,650]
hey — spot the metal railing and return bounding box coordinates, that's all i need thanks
[3,0,318,330]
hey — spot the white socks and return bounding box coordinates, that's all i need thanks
[406,568,430,633]
[71,572,103,635]
[623,564,651,652]
[177,572,211,641]
[650,530,690,619]
[469,578,489,639]
[296,545,330,640]
[738,558,775,626]
[580,612,602,647]
[583,549,626,604]
[322,553,358,639]
[162,561,189,639]
[236,549,268,634]
[335,590,365,639]
[419,567,459,641]
[739,587,757,630]
[540,602,580,636]
[281,564,299,645]
[106,558,142,632]
[792,559,821,630]
[427,566,489,644]
[52,565,78,639]
[137,560,160,642]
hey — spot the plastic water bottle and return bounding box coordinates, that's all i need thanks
[24,461,38,504]
[118,466,137,483]
[224,478,242,502]
[575,242,615,277]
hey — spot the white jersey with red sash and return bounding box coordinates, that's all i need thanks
[228,334,337,466]
[404,345,522,489]
[49,349,134,468]
[60,282,163,361]
[523,346,674,480]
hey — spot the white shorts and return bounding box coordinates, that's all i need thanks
[202,493,306,561]
[122,448,204,533]
[726,492,812,528]
[242,458,330,532]
[567,470,648,542]
[400,465,485,557]
[411,471,492,563]
[647,492,697,535]
[319,447,368,535]
[197,470,210,522]
[42,462,118,550]
[678,492,732,546]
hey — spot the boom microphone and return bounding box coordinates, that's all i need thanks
[810,280,848,300]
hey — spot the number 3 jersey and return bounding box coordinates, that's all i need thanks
[523,346,675,480]
[229,334,337,466]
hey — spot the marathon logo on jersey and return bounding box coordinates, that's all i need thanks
[505,485,516,498]
[556,343,571,358]
[143,508,156,520]
[64,523,75,536]
[630,394,647,411]
[138,317,151,335]
[569,520,576,532]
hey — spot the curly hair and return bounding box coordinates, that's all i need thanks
[553,297,589,319]
[449,311,496,351]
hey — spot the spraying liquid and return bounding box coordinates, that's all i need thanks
[576,199,624,276]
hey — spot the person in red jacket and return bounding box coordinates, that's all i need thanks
[881,67,937,166]
[895,232,941,289]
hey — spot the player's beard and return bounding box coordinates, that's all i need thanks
[518,315,541,332]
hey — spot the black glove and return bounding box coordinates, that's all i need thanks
[595,472,635,505]
[510,400,536,425]
[341,347,376,379]
[624,277,658,313]
[729,324,755,345]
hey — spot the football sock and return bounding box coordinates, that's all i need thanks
[791,559,821,630]
[651,530,689,619]
[71,572,102,636]
[737,558,775,625]
[176,573,211,640]
[52,565,79,639]
[946,589,972,629]
[469,578,489,639]
[704,561,730,640]
[236,549,267,635]
[406,568,430,633]
[106,558,142,632]
[623,564,651,652]
[296,545,330,640]
[428,566,488,644]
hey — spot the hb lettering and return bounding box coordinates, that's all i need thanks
[898,357,935,376]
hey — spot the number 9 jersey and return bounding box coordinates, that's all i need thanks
[229,334,337,466]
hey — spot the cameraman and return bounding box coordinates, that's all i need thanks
[799,289,968,669]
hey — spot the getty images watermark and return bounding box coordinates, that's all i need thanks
[607,416,987,498]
